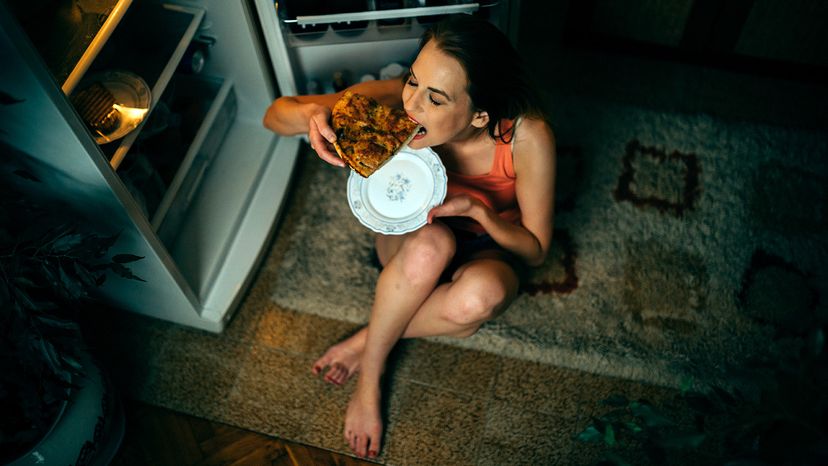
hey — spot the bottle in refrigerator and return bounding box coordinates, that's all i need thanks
[377,0,406,27]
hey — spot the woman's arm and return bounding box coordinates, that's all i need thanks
[263,78,405,165]
[506,118,556,266]
[428,118,556,266]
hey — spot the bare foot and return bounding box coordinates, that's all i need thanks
[311,328,367,385]
[344,383,383,459]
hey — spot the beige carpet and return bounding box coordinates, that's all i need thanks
[264,93,828,389]
[94,93,827,465]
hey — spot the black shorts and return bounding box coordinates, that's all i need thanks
[371,229,527,283]
[442,229,527,283]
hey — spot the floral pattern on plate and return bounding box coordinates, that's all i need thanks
[347,146,447,235]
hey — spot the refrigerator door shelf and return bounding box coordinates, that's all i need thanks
[287,4,479,26]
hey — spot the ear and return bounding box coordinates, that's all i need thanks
[471,110,489,129]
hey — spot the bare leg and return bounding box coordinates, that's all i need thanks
[312,252,519,386]
[339,229,519,458]
[345,224,455,458]
[310,229,424,386]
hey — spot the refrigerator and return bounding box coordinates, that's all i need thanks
[0,0,517,332]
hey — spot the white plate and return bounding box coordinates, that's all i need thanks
[73,70,151,145]
[347,146,447,235]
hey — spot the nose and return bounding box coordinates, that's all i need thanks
[403,86,423,116]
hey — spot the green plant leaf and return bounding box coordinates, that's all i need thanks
[95,234,120,258]
[112,253,144,264]
[35,315,80,331]
[51,232,83,253]
[73,262,97,288]
[12,276,37,288]
[37,338,62,374]
[623,421,643,434]
[577,425,603,443]
[40,263,60,290]
[109,262,146,282]
[59,264,84,300]
[61,354,82,371]
[10,285,37,310]
[604,423,616,446]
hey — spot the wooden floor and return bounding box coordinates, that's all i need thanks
[110,400,376,466]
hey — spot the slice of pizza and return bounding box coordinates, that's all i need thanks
[330,91,420,177]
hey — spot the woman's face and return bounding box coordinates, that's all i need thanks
[402,40,479,149]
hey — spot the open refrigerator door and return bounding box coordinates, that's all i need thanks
[253,0,519,97]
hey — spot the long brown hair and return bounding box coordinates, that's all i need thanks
[420,14,546,143]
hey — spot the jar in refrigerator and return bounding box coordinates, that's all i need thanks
[379,63,406,80]
[418,0,454,24]
[283,0,328,38]
[305,79,320,95]
[177,46,205,75]
[377,0,406,27]
[332,71,351,92]
[331,0,369,36]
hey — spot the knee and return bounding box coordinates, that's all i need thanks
[399,225,455,285]
[443,282,508,328]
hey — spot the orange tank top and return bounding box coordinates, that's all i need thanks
[444,119,521,234]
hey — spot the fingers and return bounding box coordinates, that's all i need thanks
[309,118,345,167]
[313,113,337,144]
[427,205,444,224]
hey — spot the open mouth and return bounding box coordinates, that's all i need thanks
[412,125,427,140]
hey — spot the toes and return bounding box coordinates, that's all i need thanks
[367,427,382,458]
[311,357,329,376]
[355,434,368,458]
[348,433,357,453]
[332,368,349,385]
[324,365,345,385]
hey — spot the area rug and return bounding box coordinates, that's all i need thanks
[263,93,828,388]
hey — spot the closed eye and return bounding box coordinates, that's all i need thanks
[408,74,442,105]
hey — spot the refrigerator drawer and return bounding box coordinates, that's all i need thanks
[153,75,237,246]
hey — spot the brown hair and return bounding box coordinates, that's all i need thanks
[420,14,546,143]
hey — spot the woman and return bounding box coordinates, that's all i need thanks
[263,15,556,459]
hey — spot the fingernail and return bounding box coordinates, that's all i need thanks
[369,451,377,458]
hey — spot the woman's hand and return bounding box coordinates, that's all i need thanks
[307,104,345,167]
[427,194,488,224]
